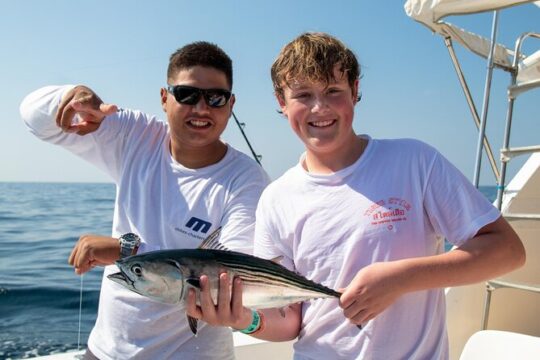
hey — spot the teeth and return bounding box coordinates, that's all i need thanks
[311,120,334,127]
[190,120,209,127]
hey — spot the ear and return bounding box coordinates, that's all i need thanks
[275,92,288,117]
[229,93,236,113]
[160,88,168,112]
[352,79,360,103]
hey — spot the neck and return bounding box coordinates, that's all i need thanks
[304,135,367,174]
[169,140,228,169]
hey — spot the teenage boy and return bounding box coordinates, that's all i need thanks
[20,42,269,360]
[186,33,525,359]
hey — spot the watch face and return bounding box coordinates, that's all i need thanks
[122,233,139,245]
[120,233,140,258]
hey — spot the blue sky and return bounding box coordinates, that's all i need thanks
[1,1,538,185]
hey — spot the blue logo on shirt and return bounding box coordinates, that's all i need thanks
[185,217,212,234]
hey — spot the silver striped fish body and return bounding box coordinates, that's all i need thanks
[212,250,339,309]
[108,248,340,309]
[238,272,337,309]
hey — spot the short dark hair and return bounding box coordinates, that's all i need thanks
[167,42,233,89]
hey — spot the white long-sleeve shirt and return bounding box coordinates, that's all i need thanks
[20,85,270,360]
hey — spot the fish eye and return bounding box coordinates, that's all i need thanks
[131,264,143,276]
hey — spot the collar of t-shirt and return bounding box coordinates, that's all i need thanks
[297,135,373,185]
[167,141,233,175]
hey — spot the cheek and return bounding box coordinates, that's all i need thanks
[331,98,355,119]
[167,103,192,122]
[288,117,305,139]
[206,112,229,133]
[285,103,309,121]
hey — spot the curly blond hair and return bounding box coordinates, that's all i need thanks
[271,32,360,98]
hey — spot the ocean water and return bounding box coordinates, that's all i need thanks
[0,182,498,359]
[0,183,114,359]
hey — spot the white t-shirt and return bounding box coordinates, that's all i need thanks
[20,85,270,360]
[254,136,500,360]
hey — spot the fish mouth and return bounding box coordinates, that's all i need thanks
[107,267,134,287]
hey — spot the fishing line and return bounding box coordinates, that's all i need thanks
[77,274,84,351]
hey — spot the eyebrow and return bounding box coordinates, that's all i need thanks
[289,80,345,92]
[288,85,311,91]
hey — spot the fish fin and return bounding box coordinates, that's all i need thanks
[197,227,231,251]
[187,315,198,335]
[186,278,201,289]
[270,255,284,264]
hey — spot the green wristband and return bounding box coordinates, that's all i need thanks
[239,309,261,334]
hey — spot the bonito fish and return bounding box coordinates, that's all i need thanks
[108,228,341,334]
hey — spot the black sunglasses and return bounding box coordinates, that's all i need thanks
[166,85,232,108]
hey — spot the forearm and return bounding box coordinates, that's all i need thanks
[248,305,302,342]
[339,217,525,325]
[397,217,525,292]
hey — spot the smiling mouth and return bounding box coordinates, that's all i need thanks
[309,119,336,128]
[188,119,211,128]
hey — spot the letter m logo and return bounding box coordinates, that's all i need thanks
[185,217,212,234]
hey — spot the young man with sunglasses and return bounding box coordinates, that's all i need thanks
[20,42,269,359]
[186,33,525,359]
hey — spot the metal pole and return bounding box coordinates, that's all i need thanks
[494,32,533,210]
[495,84,515,210]
[481,283,494,330]
[444,37,500,183]
[473,11,500,188]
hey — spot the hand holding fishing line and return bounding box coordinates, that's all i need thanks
[56,85,118,135]
[68,235,121,274]
[339,261,408,326]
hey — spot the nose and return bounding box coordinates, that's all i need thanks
[192,95,210,113]
[311,95,329,114]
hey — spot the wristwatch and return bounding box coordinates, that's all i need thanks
[118,233,141,259]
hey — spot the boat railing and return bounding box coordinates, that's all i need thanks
[481,279,540,330]
[443,35,501,183]
[405,1,540,355]
[494,31,540,209]
[483,29,540,330]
